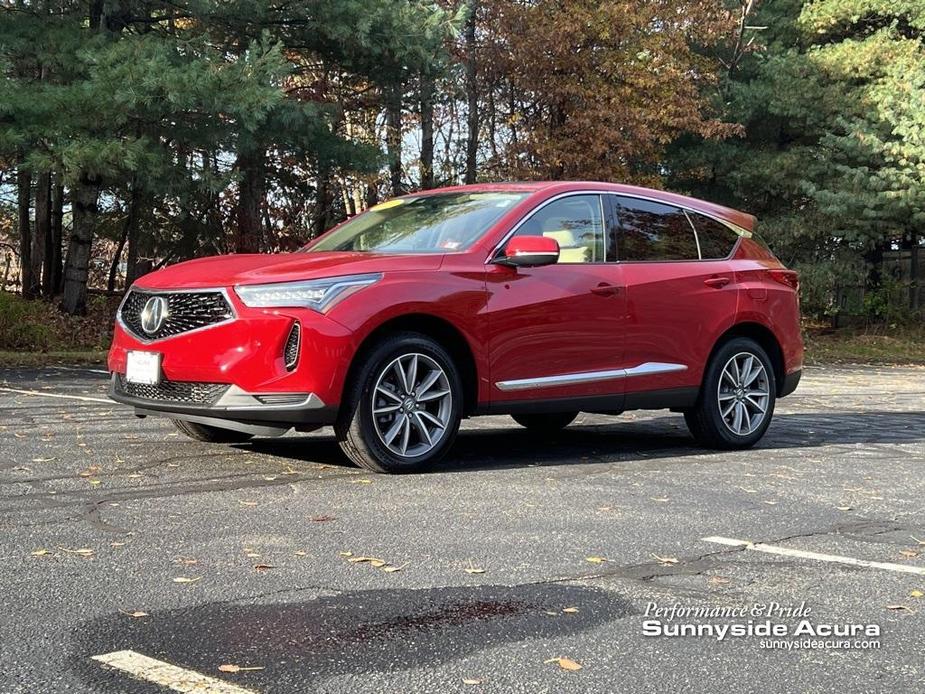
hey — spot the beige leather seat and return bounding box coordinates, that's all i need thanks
[541,219,591,263]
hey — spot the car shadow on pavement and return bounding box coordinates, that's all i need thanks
[245,409,925,473]
[74,584,634,692]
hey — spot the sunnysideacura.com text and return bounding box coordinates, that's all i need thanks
[642,601,881,651]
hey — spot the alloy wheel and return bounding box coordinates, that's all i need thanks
[717,351,770,436]
[371,352,453,457]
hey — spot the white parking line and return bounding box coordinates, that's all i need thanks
[47,365,110,375]
[92,650,258,693]
[0,387,111,404]
[703,536,925,576]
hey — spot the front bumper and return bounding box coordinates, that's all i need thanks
[109,374,337,430]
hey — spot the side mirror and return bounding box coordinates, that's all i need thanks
[497,235,559,267]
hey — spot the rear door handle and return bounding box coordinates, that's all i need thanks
[591,283,622,297]
[704,276,731,289]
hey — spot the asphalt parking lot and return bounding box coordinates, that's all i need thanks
[1,364,924,693]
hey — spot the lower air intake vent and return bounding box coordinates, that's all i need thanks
[284,323,300,371]
[118,375,228,406]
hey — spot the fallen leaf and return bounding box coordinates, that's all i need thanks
[351,479,372,485]
[650,497,670,503]
[294,550,307,557]
[545,657,582,671]
[110,542,127,548]
[652,554,679,566]
[218,664,265,673]
[119,610,149,618]
[899,549,919,559]
[910,590,924,599]
[58,547,94,557]
[239,501,258,507]
[464,560,486,574]
[585,556,607,564]
[370,559,387,568]
[382,563,408,573]
[708,575,731,585]
[78,465,100,477]
[338,551,353,557]
[462,678,483,685]
[348,556,384,564]
[885,604,913,612]
[30,549,52,557]
[254,564,275,572]
[836,505,852,511]
[172,576,202,584]
[31,457,56,463]
[562,607,579,614]
[311,515,336,522]
[89,479,102,486]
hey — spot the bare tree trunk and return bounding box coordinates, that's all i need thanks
[313,168,332,238]
[17,167,34,299]
[234,146,264,253]
[911,229,920,312]
[50,177,64,295]
[386,86,403,196]
[34,171,51,296]
[61,176,100,315]
[464,0,479,184]
[420,72,435,190]
[109,184,138,292]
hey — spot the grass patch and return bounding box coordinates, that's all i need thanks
[805,324,925,366]
[0,350,108,368]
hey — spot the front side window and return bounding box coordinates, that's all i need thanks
[307,192,528,254]
[510,194,605,263]
[614,197,699,262]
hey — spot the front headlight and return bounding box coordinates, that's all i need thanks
[234,273,382,312]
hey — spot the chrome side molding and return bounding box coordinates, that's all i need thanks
[495,361,687,392]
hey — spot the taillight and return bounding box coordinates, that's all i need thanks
[769,269,799,290]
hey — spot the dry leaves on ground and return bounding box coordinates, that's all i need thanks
[172,576,202,584]
[544,657,582,671]
[218,664,265,673]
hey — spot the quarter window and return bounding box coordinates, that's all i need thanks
[510,194,605,263]
[689,212,740,259]
[613,197,699,262]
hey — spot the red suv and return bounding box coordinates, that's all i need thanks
[108,182,803,473]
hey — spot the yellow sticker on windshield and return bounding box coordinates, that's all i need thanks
[370,198,409,212]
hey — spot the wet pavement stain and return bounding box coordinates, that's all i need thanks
[74,584,634,692]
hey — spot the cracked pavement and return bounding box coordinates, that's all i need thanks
[1,363,924,692]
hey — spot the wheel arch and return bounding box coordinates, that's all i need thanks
[707,322,786,396]
[345,313,480,416]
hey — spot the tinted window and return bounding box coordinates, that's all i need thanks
[511,194,605,263]
[689,212,740,259]
[614,197,698,261]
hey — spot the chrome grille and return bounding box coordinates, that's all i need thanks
[120,290,233,340]
[118,375,228,406]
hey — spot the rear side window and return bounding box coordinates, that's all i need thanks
[613,197,699,261]
[689,212,740,259]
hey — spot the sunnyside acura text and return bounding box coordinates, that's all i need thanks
[107,181,803,473]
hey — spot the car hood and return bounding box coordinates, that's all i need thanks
[134,252,445,290]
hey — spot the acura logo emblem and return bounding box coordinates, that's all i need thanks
[140,296,169,335]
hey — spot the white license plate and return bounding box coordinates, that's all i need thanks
[125,351,162,385]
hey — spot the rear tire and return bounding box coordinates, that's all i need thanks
[511,412,578,431]
[172,419,254,444]
[685,337,776,449]
[335,332,463,474]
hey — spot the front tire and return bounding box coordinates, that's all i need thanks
[511,412,578,431]
[684,337,776,449]
[172,419,254,444]
[335,332,463,473]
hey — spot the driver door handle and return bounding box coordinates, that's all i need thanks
[591,283,622,297]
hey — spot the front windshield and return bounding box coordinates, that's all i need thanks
[305,192,528,253]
